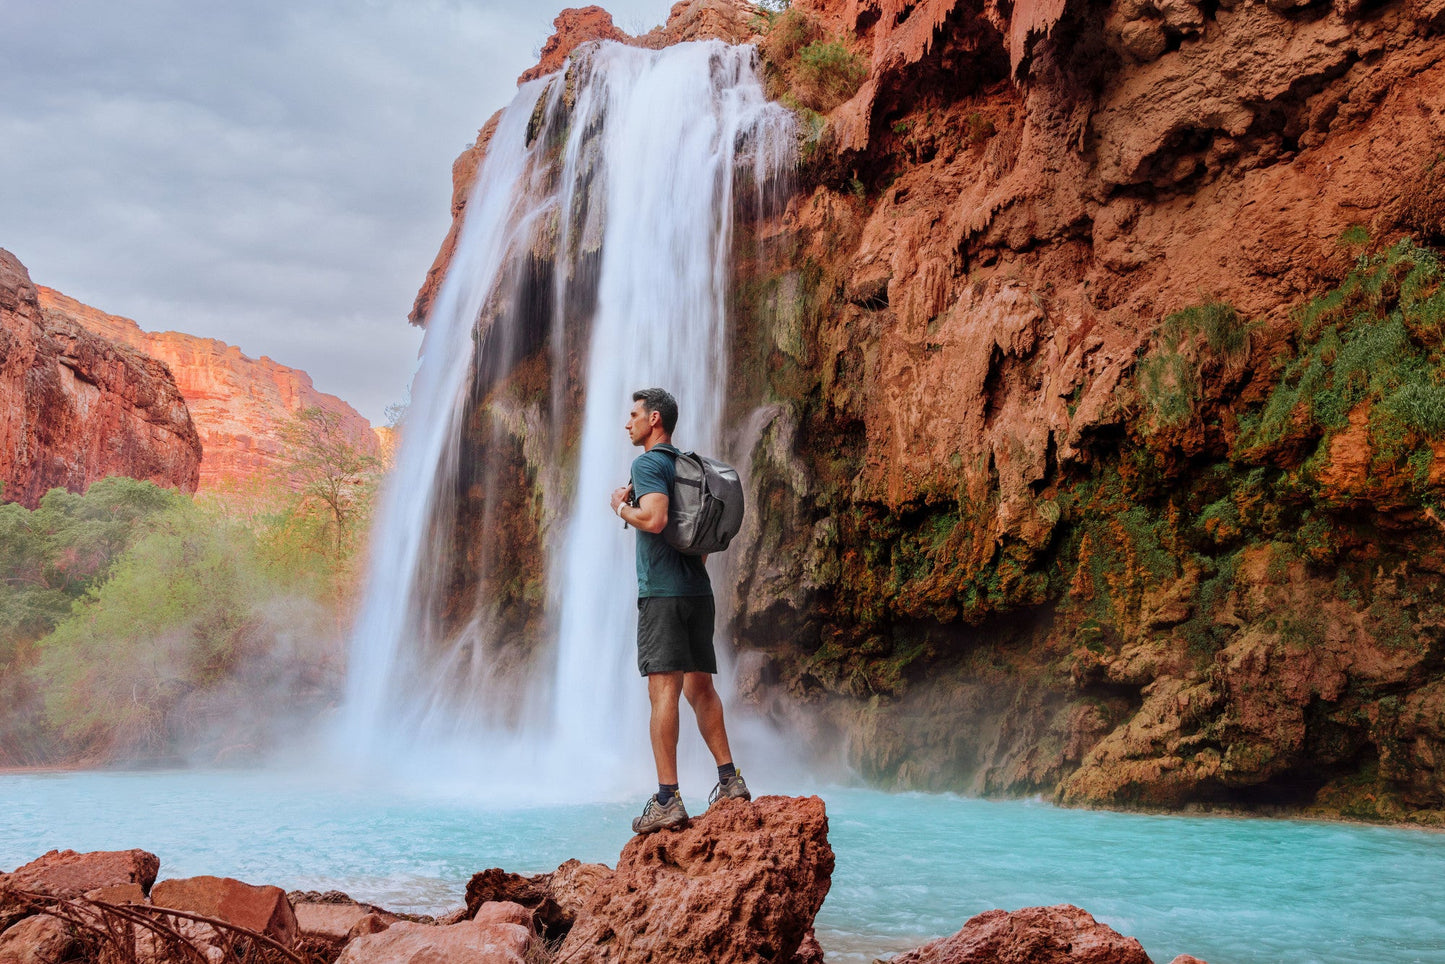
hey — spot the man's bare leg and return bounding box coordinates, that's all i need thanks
[683,671,733,766]
[647,671,684,785]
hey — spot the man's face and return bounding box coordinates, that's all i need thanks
[626,400,655,446]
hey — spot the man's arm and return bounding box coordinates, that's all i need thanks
[626,492,669,534]
[610,485,669,534]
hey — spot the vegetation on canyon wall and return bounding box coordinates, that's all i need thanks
[0,409,381,767]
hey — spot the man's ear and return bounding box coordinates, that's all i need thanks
[649,410,661,429]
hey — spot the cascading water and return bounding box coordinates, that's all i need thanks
[340,40,795,799]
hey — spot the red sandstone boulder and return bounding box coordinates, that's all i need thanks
[557,795,833,964]
[0,914,74,964]
[1,849,160,900]
[293,901,399,944]
[333,910,541,964]
[149,876,298,948]
[464,857,610,942]
[891,905,1153,964]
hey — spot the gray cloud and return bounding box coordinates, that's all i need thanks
[0,0,676,422]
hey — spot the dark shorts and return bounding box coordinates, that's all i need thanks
[637,595,717,676]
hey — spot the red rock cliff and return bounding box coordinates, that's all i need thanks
[0,250,200,508]
[37,287,381,492]
[416,0,1445,822]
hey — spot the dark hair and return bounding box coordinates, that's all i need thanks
[632,388,678,434]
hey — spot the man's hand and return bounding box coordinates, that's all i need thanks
[611,483,633,516]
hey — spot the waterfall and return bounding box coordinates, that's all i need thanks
[339,40,794,801]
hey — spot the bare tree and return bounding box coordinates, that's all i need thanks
[277,407,382,560]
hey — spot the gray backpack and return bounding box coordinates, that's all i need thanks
[653,443,745,555]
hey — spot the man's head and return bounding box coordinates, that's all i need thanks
[628,388,678,446]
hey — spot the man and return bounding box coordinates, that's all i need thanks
[610,387,751,833]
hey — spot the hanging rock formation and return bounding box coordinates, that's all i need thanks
[36,285,380,492]
[414,0,1445,823]
[0,250,200,508]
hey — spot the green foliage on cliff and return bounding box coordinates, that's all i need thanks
[0,412,384,765]
[796,40,867,108]
[1238,239,1445,470]
[758,7,865,114]
[1137,300,1251,432]
[0,478,184,647]
[1060,237,1445,661]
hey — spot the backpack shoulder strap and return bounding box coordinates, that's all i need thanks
[651,443,681,457]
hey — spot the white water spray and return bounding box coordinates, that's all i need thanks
[340,41,794,800]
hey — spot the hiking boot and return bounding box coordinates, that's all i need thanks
[631,793,689,834]
[708,771,752,808]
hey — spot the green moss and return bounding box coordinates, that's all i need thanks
[1137,300,1250,433]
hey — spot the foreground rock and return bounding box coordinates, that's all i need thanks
[891,905,1154,964]
[557,795,833,963]
[336,904,542,964]
[0,250,200,507]
[465,858,610,943]
[0,849,160,901]
[149,875,299,948]
[290,896,400,944]
[0,827,1214,964]
[0,914,74,964]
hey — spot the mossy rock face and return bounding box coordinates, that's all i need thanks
[728,235,1445,822]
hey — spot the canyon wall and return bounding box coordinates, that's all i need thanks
[0,249,200,508]
[419,0,1445,821]
[37,287,381,492]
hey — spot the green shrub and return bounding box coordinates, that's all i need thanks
[797,39,867,110]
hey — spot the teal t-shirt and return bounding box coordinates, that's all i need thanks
[631,447,712,598]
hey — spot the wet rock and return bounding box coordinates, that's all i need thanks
[149,876,298,948]
[558,795,833,964]
[889,904,1152,964]
[334,912,541,964]
[0,914,75,964]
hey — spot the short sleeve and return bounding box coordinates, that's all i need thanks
[631,451,672,499]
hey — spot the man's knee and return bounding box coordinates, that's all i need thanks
[682,671,718,707]
[648,671,684,705]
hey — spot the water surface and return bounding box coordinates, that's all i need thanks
[2,771,1441,964]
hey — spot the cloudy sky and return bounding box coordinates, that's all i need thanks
[0,0,676,424]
